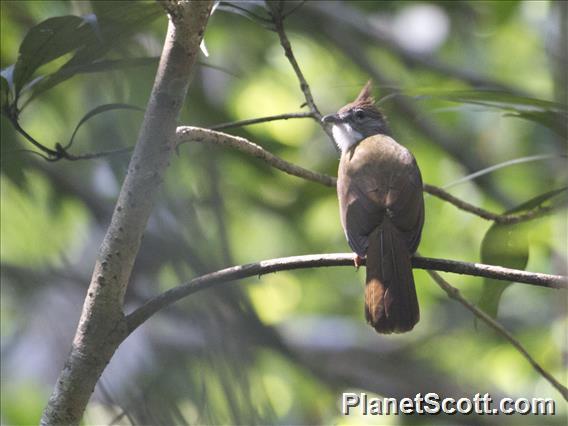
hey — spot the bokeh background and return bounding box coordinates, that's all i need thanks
[1,1,567,424]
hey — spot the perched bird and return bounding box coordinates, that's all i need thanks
[322,81,424,334]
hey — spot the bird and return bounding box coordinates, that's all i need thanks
[322,81,425,334]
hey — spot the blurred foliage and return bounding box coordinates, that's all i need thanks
[1,1,566,425]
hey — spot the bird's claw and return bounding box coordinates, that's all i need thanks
[354,255,364,270]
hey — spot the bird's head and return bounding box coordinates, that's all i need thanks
[322,80,390,152]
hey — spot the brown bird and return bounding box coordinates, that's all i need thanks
[322,81,424,334]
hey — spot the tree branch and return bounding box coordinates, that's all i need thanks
[40,2,214,425]
[414,256,566,288]
[268,1,336,143]
[427,270,568,401]
[176,126,336,187]
[210,111,315,131]
[62,146,133,160]
[176,127,562,225]
[11,112,318,162]
[423,184,561,224]
[125,253,567,334]
[269,2,322,120]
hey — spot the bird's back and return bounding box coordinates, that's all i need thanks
[337,134,424,257]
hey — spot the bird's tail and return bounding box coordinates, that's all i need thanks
[365,220,419,334]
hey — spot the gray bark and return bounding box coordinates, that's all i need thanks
[40,2,214,424]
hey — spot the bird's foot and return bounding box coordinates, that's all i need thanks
[354,255,364,270]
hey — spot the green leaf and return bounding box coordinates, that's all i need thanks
[60,1,161,71]
[13,15,95,96]
[478,222,529,319]
[19,1,162,107]
[66,103,144,150]
[477,188,568,320]
[504,111,568,137]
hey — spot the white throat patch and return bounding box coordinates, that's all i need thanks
[331,123,362,152]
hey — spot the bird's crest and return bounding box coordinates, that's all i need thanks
[339,80,380,114]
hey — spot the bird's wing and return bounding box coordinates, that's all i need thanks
[340,180,385,256]
[384,154,424,253]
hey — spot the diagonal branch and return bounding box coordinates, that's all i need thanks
[423,184,560,225]
[125,253,567,334]
[428,270,568,401]
[177,126,336,186]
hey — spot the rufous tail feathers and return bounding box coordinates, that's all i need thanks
[364,221,419,334]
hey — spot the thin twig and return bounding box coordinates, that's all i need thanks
[423,184,560,224]
[427,270,568,401]
[210,111,315,131]
[11,144,134,161]
[218,2,272,24]
[282,0,308,19]
[8,113,133,161]
[11,110,317,162]
[269,1,336,142]
[125,252,567,334]
[177,126,563,225]
[442,155,566,190]
[414,256,566,288]
[10,117,59,157]
[7,148,54,161]
[270,3,321,119]
[63,146,133,160]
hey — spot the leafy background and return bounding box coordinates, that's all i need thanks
[1,1,566,425]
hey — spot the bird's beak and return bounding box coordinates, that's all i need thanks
[322,113,341,124]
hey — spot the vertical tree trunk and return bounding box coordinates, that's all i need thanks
[40,2,214,424]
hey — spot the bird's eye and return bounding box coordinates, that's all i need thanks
[354,109,365,121]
